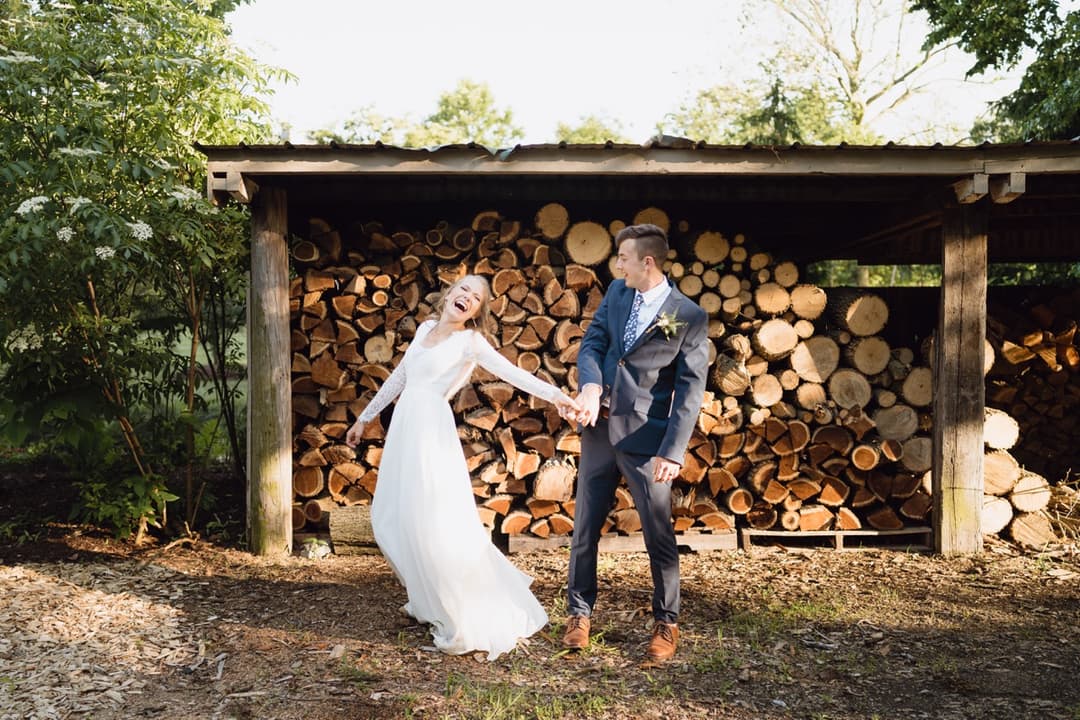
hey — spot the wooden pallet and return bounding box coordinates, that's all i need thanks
[739,526,933,551]
[508,529,737,554]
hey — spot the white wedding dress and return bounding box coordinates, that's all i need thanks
[357,320,556,659]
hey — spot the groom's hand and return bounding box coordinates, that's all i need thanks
[575,384,602,427]
[652,457,680,484]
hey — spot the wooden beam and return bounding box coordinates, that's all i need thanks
[989,172,1026,203]
[953,173,988,204]
[933,203,988,555]
[247,186,293,557]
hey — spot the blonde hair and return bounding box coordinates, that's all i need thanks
[435,274,493,340]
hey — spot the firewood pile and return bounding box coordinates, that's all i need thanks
[985,289,1080,484]
[976,288,1080,546]
[289,203,954,543]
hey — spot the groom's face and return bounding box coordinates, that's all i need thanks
[616,238,649,290]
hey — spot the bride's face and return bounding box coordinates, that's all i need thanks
[443,278,486,323]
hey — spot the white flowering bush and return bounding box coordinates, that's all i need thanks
[0,0,286,538]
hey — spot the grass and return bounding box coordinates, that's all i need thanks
[441,672,611,720]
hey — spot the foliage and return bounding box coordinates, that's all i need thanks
[310,79,524,148]
[0,0,280,536]
[403,79,523,148]
[74,472,179,539]
[913,0,1080,140]
[307,105,406,145]
[807,260,1080,288]
[666,0,960,143]
[555,114,632,144]
[659,63,882,145]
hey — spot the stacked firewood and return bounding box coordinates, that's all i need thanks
[978,409,1056,547]
[286,204,944,540]
[985,290,1080,484]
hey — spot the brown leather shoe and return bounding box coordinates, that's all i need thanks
[646,621,679,661]
[562,615,590,649]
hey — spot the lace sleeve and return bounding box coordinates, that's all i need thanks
[357,361,407,424]
[468,332,563,404]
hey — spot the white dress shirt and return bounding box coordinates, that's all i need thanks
[626,280,672,345]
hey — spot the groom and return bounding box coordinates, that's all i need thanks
[564,223,710,663]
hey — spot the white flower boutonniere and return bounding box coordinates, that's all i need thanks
[650,311,686,340]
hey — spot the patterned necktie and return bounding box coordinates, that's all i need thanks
[623,292,644,349]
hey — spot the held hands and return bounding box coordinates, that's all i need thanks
[572,384,602,427]
[553,393,583,423]
[344,419,366,448]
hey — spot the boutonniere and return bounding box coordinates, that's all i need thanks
[649,311,686,340]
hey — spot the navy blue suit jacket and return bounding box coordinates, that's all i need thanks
[577,278,710,465]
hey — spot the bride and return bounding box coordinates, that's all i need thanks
[345,274,580,659]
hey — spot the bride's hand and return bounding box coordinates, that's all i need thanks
[345,419,366,447]
[554,394,582,423]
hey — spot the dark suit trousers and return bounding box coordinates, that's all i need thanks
[567,418,680,623]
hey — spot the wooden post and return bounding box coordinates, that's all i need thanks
[933,201,988,554]
[247,186,293,556]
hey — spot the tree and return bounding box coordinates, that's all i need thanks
[555,115,632,144]
[658,64,879,145]
[0,0,281,537]
[308,105,406,145]
[913,0,1080,140]
[402,79,523,148]
[664,0,963,144]
[765,0,955,135]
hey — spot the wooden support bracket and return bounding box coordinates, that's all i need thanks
[208,169,258,205]
[952,173,988,204]
[989,172,1026,204]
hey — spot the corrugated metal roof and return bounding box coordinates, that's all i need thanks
[196,135,1080,155]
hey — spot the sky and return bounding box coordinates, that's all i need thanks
[226,0,1027,146]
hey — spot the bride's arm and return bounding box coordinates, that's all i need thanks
[468,331,573,407]
[346,361,406,446]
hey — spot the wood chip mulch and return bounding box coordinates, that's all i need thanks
[0,561,199,720]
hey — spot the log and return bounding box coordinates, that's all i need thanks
[750,373,784,408]
[827,368,873,409]
[790,284,828,320]
[535,203,569,239]
[692,231,730,264]
[872,404,919,441]
[1009,472,1051,513]
[982,495,1013,535]
[753,282,791,316]
[501,510,533,535]
[865,505,904,531]
[833,292,888,337]
[900,366,933,408]
[564,221,611,267]
[1007,512,1058,547]
[746,501,778,530]
[533,458,576,503]
[845,336,891,375]
[799,504,834,531]
[983,407,1020,450]
[723,486,754,514]
[329,505,377,555]
[900,436,932,474]
[789,336,840,383]
[752,319,799,361]
[984,449,1023,496]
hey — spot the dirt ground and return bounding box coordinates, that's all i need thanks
[2,472,1080,720]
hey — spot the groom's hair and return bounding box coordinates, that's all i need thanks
[615,223,668,265]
